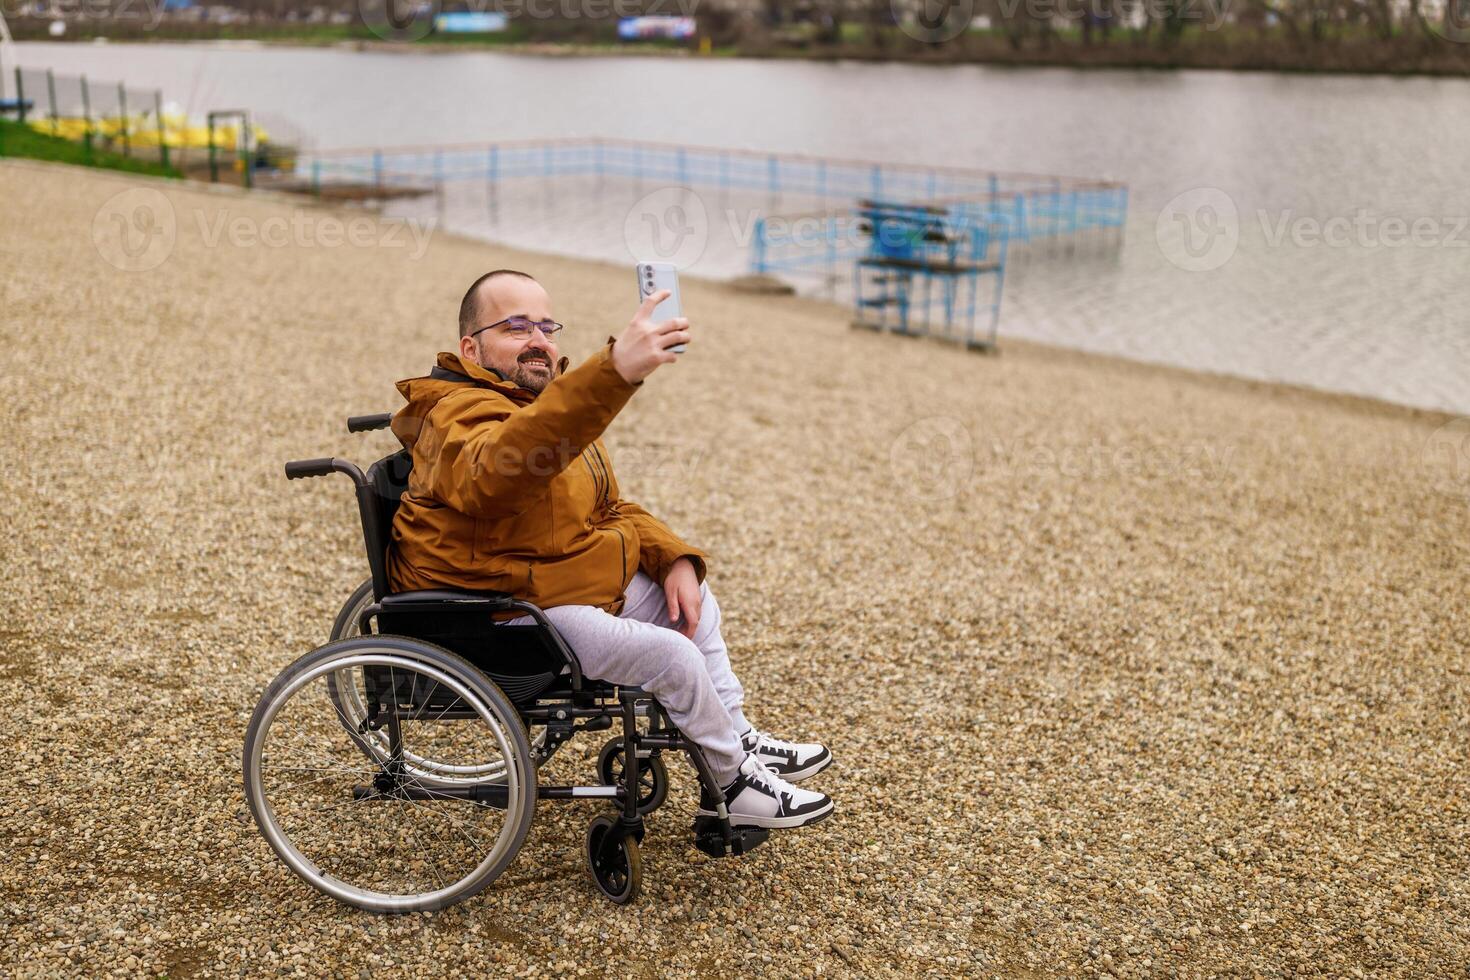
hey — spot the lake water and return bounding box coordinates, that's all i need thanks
[10,41,1469,413]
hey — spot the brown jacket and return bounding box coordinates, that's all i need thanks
[386,340,709,619]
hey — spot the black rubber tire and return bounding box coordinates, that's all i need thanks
[585,815,642,905]
[595,737,669,816]
[243,635,538,913]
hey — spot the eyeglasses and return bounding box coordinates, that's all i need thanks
[469,316,564,340]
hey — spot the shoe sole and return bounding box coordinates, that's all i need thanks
[694,798,834,830]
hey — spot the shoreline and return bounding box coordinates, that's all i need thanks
[12,33,1470,80]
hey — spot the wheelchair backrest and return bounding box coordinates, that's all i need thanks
[360,448,413,602]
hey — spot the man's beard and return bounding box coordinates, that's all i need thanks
[510,356,554,392]
[480,340,555,393]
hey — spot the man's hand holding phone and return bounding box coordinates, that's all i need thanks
[611,288,691,385]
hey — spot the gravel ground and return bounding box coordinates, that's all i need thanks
[2,159,1468,978]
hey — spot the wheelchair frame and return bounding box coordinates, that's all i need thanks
[242,412,768,913]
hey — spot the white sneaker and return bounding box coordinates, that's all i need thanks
[697,754,834,830]
[741,728,832,783]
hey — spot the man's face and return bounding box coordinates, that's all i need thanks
[461,276,561,394]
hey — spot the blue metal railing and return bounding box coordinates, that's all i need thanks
[293,137,1127,245]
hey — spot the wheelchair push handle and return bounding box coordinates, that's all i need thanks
[285,458,336,480]
[347,413,393,433]
[284,457,367,484]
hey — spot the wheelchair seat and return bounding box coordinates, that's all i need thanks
[382,606,563,704]
[377,590,628,702]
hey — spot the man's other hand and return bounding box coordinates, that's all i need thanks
[663,556,702,639]
[611,289,691,385]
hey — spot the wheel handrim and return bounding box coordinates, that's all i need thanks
[246,650,529,912]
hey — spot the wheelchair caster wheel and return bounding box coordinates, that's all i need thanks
[585,815,642,904]
[596,738,669,816]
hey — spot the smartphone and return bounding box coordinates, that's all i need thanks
[636,261,685,353]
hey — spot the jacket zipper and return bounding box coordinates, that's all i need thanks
[586,445,626,578]
[590,444,613,508]
[612,525,628,582]
[581,452,602,505]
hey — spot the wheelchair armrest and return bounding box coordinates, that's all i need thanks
[379,589,517,612]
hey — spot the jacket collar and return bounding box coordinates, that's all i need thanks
[432,350,571,403]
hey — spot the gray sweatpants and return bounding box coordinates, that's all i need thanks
[504,570,750,784]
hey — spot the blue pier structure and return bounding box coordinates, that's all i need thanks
[292,137,1127,350]
[849,200,1010,351]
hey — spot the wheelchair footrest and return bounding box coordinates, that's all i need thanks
[691,816,770,859]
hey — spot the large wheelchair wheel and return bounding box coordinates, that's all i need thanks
[243,636,536,913]
[325,578,555,785]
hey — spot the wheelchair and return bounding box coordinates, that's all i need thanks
[242,412,770,913]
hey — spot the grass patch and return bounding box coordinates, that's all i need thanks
[0,118,181,179]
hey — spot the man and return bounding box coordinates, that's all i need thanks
[386,269,833,830]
